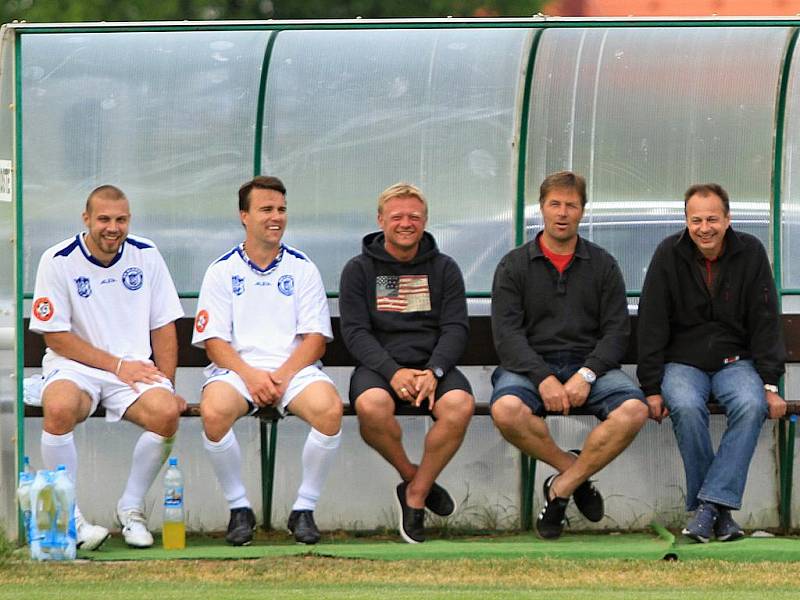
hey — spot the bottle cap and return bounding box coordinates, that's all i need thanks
[168,457,178,466]
[56,464,66,471]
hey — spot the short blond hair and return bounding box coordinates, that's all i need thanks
[377,182,428,215]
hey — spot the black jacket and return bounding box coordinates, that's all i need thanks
[637,227,785,396]
[491,233,630,387]
[339,231,469,381]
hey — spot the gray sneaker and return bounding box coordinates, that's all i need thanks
[682,502,718,543]
[714,509,744,542]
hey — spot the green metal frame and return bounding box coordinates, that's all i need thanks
[516,28,544,531]
[772,26,800,533]
[13,30,25,542]
[10,17,800,538]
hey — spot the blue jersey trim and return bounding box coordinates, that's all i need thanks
[125,237,154,250]
[214,247,239,264]
[283,245,308,262]
[54,235,81,258]
[236,243,286,276]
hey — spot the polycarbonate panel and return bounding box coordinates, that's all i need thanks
[0,26,18,538]
[261,28,530,293]
[781,36,800,290]
[20,30,269,293]
[527,27,788,290]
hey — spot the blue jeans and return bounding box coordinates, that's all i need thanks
[661,360,768,511]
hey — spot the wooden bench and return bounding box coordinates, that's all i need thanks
[23,315,800,532]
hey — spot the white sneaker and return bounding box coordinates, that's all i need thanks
[75,513,110,551]
[116,506,153,548]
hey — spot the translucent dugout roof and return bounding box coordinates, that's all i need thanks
[4,17,800,298]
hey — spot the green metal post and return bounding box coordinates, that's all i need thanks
[13,30,25,544]
[259,418,279,530]
[772,27,799,532]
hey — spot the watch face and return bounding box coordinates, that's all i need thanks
[433,367,445,379]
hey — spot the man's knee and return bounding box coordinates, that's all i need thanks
[145,393,182,436]
[610,398,649,430]
[434,391,474,428]
[354,389,394,421]
[491,395,527,433]
[200,392,243,440]
[42,383,85,433]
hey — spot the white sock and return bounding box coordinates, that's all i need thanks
[203,430,250,510]
[41,430,78,479]
[118,431,172,512]
[292,428,341,512]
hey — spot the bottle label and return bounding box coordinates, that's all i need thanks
[165,486,183,507]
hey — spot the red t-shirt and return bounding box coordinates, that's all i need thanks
[539,237,574,274]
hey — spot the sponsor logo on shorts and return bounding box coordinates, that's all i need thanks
[74,276,92,298]
[278,275,294,296]
[33,297,54,321]
[232,275,245,296]
[122,267,144,291]
[195,309,209,333]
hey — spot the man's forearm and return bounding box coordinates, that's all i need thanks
[43,331,118,373]
[151,322,178,383]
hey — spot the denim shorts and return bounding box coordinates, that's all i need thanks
[489,362,645,420]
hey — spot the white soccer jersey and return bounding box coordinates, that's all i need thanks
[192,243,332,369]
[30,233,184,368]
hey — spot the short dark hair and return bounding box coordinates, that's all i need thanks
[85,184,127,213]
[539,171,587,208]
[238,176,286,211]
[683,183,730,215]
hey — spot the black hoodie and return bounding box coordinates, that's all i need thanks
[637,227,785,396]
[339,231,469,381]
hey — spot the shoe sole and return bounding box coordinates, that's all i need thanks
[427,487,457,518]
[395,487,422,544]
[536,475,566,540]
[717,532,745,542]
[682,528,711,543]
[77,531,111,551]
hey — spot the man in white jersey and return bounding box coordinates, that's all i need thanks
[193,175,343,546]
[29,184,184,550]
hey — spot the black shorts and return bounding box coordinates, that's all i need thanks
[349,365,473,416]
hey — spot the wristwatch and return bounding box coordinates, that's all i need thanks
[578,367,597,384]
[429,366,445,380]
[764,384,779,394]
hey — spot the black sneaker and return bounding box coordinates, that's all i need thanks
[396,482,425,544]
[287,510,321,545]
[714,508,744,542]
[536,474,569,540]
[568,449,604,522]
[682,502,718,544]
[225,507,256,546]
[425,482,456,517]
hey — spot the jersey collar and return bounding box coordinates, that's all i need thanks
[236,242,285,276]
[78,233,125,268]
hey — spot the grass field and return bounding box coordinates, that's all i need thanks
[2,530,799,599]
[1,555,799,599]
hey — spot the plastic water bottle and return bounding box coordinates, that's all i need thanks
[16,457,34,544]
[162,457,185,549]
[29,466,76,560]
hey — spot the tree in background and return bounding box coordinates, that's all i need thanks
[2,0,544,23]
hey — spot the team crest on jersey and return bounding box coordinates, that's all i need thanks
[33,297,54,322]
[232,275,245,296]
[277,275,294,296]
[122,267,144,291]
[195,309,209,333]
[74,276,92,298]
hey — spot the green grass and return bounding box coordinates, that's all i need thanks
[1,556,798,599]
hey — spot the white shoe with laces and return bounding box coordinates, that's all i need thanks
[117,506,154,548]
[75,512,110,551]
